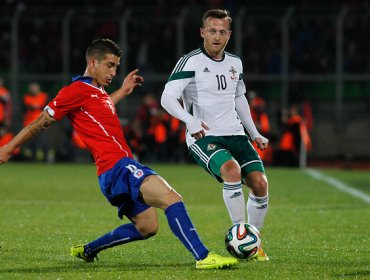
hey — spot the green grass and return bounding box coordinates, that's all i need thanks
[0,163,369,279]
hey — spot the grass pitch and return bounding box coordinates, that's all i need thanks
[0,163,369,279]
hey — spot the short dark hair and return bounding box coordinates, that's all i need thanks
[202,9,232,30]
[86,38,122,62]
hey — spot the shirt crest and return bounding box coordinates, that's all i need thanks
[229,66,238,81]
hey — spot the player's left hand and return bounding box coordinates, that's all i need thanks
[121,69,144,95]
[254,136,269,151]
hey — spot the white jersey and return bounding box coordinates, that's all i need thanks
[163,47,247,146]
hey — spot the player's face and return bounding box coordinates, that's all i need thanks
[200,17,231,59]
[90,54,120,87]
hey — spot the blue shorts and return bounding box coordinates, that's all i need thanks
[98,157,157,219]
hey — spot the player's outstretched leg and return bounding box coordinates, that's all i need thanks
[70,223,145,262]
[70,245,97,263]
[141,175,238,269]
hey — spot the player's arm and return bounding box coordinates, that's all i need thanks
[0,110,56,164]
[161,88,209,140]
[235,94,269,150]
[109,69,144,105]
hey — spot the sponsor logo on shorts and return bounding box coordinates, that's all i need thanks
[207,144,217,151]
[126,164,144,179]
[134,169,144,179]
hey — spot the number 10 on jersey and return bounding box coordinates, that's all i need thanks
[216,75,227,90]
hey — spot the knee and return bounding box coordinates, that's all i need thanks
[247,174,268,196]
[157,187,183,210]
[256,177,268,193]
[165,188,182,206]
[220,160,241,181]
[136,220,159,239]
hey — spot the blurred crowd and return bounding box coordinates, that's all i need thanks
[0,0,368,165]
[246,90,312,167]
[0,1,369,75]
[0,77,313,166]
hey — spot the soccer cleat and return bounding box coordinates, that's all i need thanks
[196,252,238,269]
[70,245,97,263]
[249,246,269,261]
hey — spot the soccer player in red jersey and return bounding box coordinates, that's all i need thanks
[0,39,237,269]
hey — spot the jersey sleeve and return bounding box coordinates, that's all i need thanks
[162,56,195,99]
[44,84,84,121]
[236,60,246,97]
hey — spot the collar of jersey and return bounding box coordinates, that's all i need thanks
[72,75,103,90]
[201,44,225,62]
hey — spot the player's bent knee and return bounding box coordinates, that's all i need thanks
[220,160,241,181]
[253,177,268,195]
[161,189,182,209]
[259,179,268,193]
[168,188,182,202]
[136,220,159,239]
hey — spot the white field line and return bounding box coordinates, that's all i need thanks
[305,168,370,205]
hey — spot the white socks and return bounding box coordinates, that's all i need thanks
[223,182,269,230]
[247,193,269,230]
[223,181,245,224]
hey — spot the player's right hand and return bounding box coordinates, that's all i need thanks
[188,119,209,140]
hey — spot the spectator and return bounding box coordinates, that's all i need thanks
[23,82,51,161]
[247,90,273,165]
[0,78,12,129]
[0,126,20,157]
[147,109,168,162]
[274,104,311,167]
[135,93,160,161]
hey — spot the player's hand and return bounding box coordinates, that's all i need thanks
[190,121,210,140]
[0,146,11,165]
[121,69,144,96]
[254,136,269,151]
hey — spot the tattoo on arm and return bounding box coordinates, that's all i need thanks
[9,111,55,151]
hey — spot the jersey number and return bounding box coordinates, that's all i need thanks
[216,75,227,90]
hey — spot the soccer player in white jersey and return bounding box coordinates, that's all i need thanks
[161,9,270,261]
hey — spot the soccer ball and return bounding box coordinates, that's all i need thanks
[225,223,261,259]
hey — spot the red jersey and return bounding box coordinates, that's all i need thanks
[45,76,133,175]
